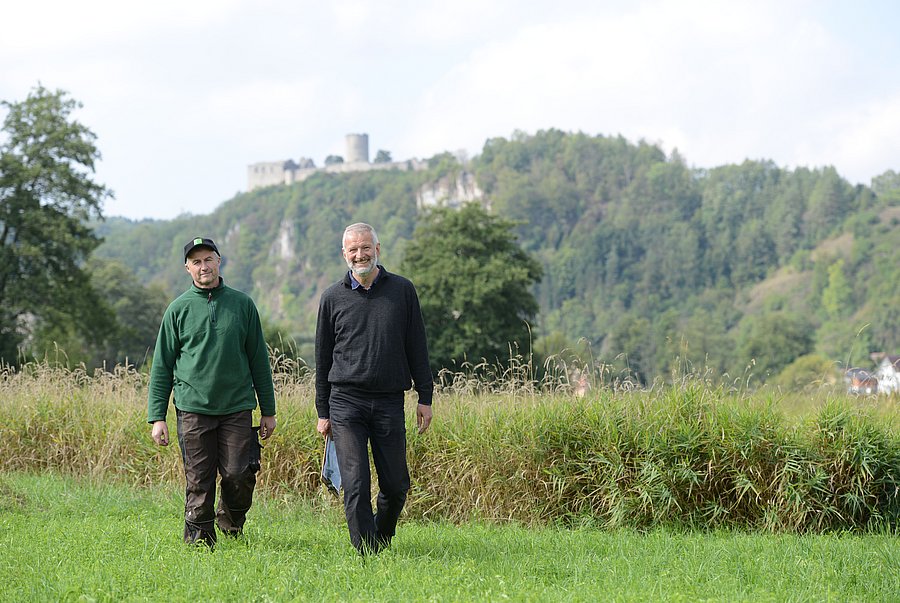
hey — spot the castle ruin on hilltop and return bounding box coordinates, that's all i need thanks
[247,133,427,191]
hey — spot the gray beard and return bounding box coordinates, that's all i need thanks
[350,254,378,277]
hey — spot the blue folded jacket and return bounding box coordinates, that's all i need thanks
[321,435,341,496]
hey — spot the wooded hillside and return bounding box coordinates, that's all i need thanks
[92,130,900,385]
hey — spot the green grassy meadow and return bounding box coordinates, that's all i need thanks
[1,473,898,602]
[1,359,899,601]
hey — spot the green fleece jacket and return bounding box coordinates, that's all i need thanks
[147,279,276,422]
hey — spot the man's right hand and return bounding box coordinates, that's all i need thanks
[316,417,331,438]
[151,420,170,446]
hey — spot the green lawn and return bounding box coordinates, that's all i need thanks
[1,473,897,602]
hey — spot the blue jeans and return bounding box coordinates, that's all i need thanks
[329,388,410,553]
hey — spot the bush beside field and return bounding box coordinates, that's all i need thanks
[1,360,898,533]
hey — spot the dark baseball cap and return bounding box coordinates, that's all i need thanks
[183,237,220,262]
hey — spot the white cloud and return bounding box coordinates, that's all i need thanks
[1,0,244,52]
[820,93,900,184]
[404,0,896,177]
[2,0,898,219]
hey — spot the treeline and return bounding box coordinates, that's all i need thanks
[88,130,900,386]
[472,130,900,384]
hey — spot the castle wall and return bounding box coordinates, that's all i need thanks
[247,161,292,190]
[246,135,427,192]
[284,167,318,184]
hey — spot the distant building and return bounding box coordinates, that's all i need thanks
[844,367,878,394]
[247,133,426,192]
[345,133,369,164]
[871,353,900,394]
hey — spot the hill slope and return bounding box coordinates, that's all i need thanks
[93,130,900,383]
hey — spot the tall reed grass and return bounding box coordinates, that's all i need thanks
[1,353,897,533]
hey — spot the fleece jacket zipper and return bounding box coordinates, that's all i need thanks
[207,290,217,325]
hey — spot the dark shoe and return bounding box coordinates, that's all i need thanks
[186,535,215,551]
[374,530,392,552]
[358,542,381,556]
[220,528,243,539]
[185,524,216,550]
[358,536,391,556]
[373,518,392,551]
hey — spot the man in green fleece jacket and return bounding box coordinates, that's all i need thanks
[148,237,276,548]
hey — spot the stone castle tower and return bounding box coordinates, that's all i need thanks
[345,133,369,163]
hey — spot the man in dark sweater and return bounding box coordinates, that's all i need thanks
[148,237,276,549]
[315,222,433,554]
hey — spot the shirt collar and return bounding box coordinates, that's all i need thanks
[349,266,382,290]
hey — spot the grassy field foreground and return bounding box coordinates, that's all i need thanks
[1,472,898,602]
[2,359,899,532]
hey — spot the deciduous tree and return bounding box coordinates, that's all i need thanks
[0,86,111,364]
[735,311,814,381]
[400,203,542,372]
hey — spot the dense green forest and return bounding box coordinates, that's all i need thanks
[91,129,900,385]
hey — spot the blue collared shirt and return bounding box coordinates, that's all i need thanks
[349,268,382,290]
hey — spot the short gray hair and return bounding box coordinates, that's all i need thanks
[342,222,379,248]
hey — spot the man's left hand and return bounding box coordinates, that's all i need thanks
[259,415,277,439]
[416,403,433,434]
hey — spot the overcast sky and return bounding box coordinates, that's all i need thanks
[2,0,899,220]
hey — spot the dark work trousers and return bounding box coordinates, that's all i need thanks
[329,388,410,554]
[176,409,256,545]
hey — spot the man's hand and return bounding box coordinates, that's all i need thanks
[416,403,433,434]
[151,420,169,446]
[317,417,331,438]
[259,415,277,440]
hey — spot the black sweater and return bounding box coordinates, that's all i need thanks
[315,266,434,418]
